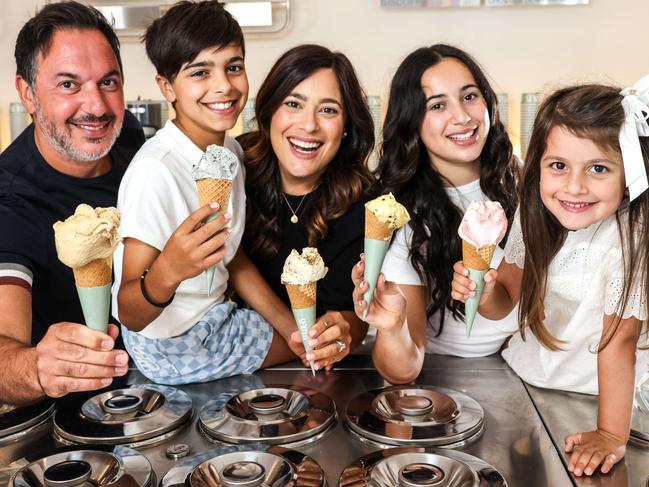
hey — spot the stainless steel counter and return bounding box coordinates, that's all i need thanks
[111,355,570,486]
[526,384,649,487]
[5,354,631,486]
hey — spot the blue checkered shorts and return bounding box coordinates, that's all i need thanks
[121,301,274,385]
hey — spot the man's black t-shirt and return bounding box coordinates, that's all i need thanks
[0,118,144,344]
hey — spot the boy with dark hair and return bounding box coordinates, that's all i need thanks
[113,0,302,384]
[0,1,144,403]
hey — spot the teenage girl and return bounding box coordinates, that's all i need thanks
[354,44,520,384]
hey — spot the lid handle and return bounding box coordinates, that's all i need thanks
[102,394,143,414]
[398,463,444,487]
[220,461,266,487]
[248,394,286,415]
[395,395,433,417]
[43,460,92,487]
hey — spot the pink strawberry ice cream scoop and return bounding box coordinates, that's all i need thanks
[458,201,508,248]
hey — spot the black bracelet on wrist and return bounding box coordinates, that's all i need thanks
[140,267,174,308]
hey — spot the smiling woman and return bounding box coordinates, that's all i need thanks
[239,44,376,367]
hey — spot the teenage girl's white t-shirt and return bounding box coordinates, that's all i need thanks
[381,179,519,357]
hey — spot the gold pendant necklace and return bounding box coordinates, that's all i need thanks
[282,191,310,224]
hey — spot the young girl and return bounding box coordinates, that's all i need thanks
[451,81,649,476]
[357,44,520,383]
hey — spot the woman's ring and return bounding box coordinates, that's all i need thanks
[335,339,347,353]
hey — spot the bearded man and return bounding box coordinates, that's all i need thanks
[0,1,144,404]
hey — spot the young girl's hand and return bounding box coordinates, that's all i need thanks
[158,203,231,285]
[450,260,497,305]
[564,429,626,476]
[352,255,406,332]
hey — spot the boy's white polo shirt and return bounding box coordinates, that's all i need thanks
[112,120,245,339]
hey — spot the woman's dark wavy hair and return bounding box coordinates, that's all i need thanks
[376,44,519,333]
[519,83,649,351]
[243,44,374,259]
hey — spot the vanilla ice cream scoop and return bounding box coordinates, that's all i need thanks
[281,248,328,285]
[458,201,508,249]
[191,144,239,181]
[53,204,121,269]
[365,193,410,230]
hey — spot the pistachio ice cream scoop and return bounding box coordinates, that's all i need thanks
[363,193,410,319]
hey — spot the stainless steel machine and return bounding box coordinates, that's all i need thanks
[126,100,169,139]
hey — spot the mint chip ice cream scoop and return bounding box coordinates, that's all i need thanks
[191,144,239,181]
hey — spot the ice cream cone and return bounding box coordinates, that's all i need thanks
[196,178,232,295]
[73,257,112,332]
[365,208,393,240]
[461,240,497,337]
[285,282,318,375]
[285,282,317,309]
[196,178,232,209]
[362,208,393,320]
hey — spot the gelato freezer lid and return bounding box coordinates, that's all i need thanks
[161,444,326,487]
[338,447,507,487]
[5,445,155,487]
[0,399,54,444]
[345,386,484,448]
[53,384,192,447]
[198,385,336,446]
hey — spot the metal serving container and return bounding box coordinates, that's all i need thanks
[198,385,337,447]
[161,444,326,487]
[339,447,507,487]
[345,386,483,448]
[4,445,155,487]
[53,384,193,447]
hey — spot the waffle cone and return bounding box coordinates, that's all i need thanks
[284,282,317,309]
[365,208,393,241]
[73,257,112,287]
[196,178,232,209]
[462,241,496,271]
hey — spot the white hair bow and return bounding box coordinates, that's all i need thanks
[620,74,649,201]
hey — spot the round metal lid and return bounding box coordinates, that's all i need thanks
[5,445,155,487]
[345,386,484,448]
[160,444,326,487]
[0,399,54,445]
[339,447,507,487]
[53,384,192,447]
[198,385,337,446]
